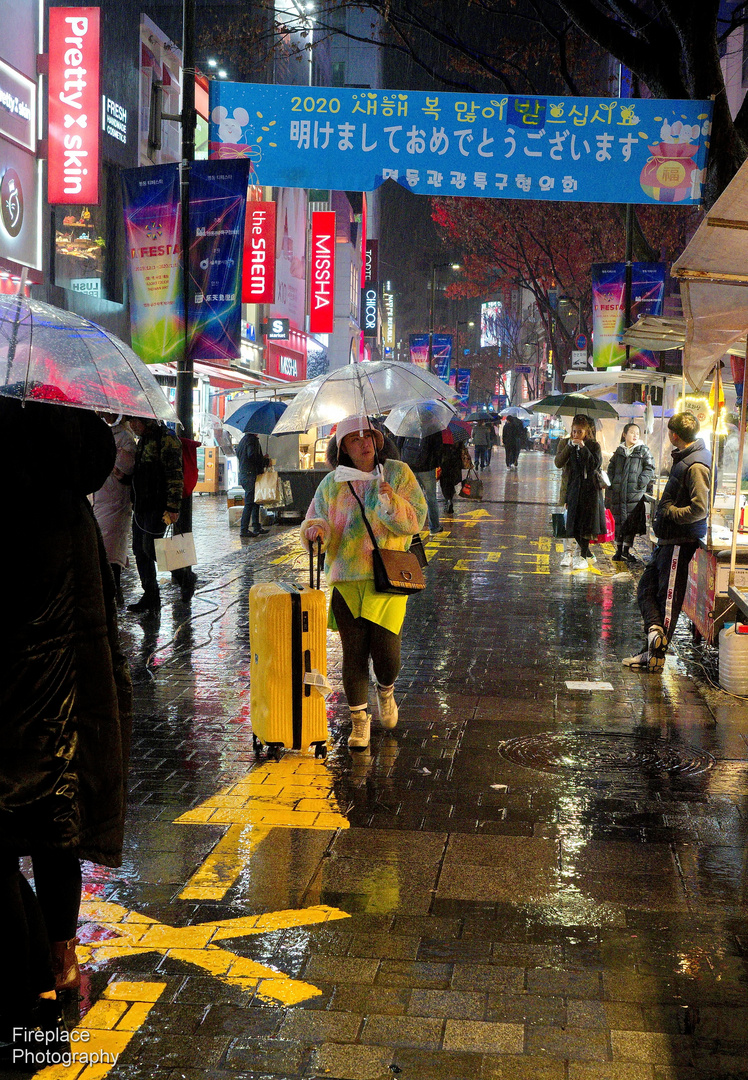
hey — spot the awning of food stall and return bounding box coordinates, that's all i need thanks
[672,158,748,390]
[620,315,686,352]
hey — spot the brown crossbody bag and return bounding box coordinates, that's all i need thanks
[347,482,426,595]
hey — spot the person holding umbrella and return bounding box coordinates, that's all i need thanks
[300,415,427,751]
[0,398,131,1048]
[236,431,270,537]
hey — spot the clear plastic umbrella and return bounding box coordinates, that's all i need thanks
[0,293,175,420]
[272,360,457,434]
[384,398,456,439]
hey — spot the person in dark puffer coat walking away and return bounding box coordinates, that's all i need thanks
[623,412,711,673]
[606,422,656,565]
[0,399,131,1054]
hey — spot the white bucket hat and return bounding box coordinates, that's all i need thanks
[335,415,384,450]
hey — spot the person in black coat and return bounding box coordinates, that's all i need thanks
[0,399,131,1045]
[606,423,656,564]
[502,416,526,469]
[562,415,606,569]
[236,431,270,537]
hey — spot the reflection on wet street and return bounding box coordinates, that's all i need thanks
[20,452,748,1080]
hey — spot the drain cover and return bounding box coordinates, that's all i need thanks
[499,732,715,777]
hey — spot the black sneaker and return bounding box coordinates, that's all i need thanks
[127,589,160,613]
[179,569,197,603]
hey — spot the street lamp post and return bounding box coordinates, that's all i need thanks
[427,262,461,373]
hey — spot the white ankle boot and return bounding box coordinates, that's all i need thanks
[376,684,399,730]
[348,711,371,750]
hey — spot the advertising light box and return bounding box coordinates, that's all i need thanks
[48,8,101,205]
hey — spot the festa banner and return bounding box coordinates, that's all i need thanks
[310,210,335,333]
[432,333,452,381]
[209,82,712,205]
[188,159,249,361]
[409,333,429,368]
[592,262,666,368]
[122,163,183,364]
[242,200,276,303]
[456,367,471,404]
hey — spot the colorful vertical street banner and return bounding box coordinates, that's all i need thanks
[122,163,183,364]
[210,82,712,206]
[187,159,250,361]
[242,200,276,303]
[432,333,452,381]
[628,262,666,368]
[592,261,666,368]
[409,333,429,368]
[456,368,471,404]
[310,210,336,333]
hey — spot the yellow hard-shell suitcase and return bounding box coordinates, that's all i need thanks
[249,545,328,759]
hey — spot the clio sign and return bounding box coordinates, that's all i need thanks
[48,8,101,204]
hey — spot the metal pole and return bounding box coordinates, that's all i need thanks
[176,0,196,441]
[427,263,436,373]
[729,334,748,585]
[624,202,633,368]
[175,0,196,546]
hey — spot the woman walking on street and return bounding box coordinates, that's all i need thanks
[555,414,605,570]
[472,420,490,469]
[607,423,656,564]
[301,416,427,751]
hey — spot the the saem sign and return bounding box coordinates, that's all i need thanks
[48,8,101,204]
[242,201,275,303]
[309,210,335,334]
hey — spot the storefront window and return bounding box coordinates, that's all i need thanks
[54,201,106,296]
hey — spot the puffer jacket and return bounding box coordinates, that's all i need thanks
[606,442,656,528]
[653,439,712,544]
[0,400,132,866]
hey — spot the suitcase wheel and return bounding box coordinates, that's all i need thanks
[268,743,283,762]
[252,733,263,758]
[313,741,327,760]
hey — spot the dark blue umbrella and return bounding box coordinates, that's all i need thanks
[225,399,287,434]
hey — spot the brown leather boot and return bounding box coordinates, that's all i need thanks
[51,938,80,992]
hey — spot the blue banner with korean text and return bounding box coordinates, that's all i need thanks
[433,333,452,381]
[456,368,471,404]
[209,84,712,205]
[188,159,250,361]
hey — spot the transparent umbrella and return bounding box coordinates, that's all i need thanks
[384,398,456,439]
[272,361,457,434]
[0,293,175,420]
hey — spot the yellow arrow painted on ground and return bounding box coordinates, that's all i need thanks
[76,898,349,1006]
[175,757,349,901]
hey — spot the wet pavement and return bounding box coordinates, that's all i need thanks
[13,449,748,1080]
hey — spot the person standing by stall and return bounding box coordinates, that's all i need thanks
[301,416,427,751]
[606,423,656,565]
[623,412,711,673]
[236,431,269,538]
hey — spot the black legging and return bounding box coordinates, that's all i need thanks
[0,850,81,1017]
[574,533,591,558]
[331,589,401,706]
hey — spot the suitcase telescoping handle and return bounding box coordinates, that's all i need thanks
[309,537,323,590]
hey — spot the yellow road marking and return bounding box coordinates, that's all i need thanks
[31,981,166,1080]
[176,757,349,900]
[76,900,349,1006]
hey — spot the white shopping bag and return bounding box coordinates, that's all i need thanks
[254,467,281,505]
[155,531,197,572]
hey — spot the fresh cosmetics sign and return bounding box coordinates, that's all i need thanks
[48,8,101,204]
[309,210,335,334]
[242,201,276,303]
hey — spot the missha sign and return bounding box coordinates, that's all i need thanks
[309,210,335,334]
[48,8,101,204]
